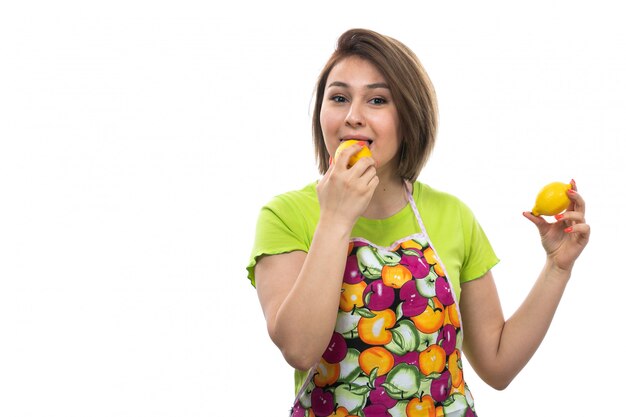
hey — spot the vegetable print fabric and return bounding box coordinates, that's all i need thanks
[290,236,477,417]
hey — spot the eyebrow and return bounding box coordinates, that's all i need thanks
[327,81,390,89]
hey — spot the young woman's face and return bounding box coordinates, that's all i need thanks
[320,56,401,174]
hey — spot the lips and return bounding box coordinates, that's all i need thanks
[340,137,373,146]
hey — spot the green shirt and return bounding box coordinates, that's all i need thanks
[247,181,498,301]
[246,181,499,393]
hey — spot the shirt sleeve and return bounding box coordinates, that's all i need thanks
[246,196,310,287]
[459,201,500,283]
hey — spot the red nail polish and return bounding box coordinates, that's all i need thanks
[564,226,573,233]
[329,156,333,165]
[555,213,564,221]
[567,188,576,194]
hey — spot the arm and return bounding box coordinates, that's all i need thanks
[460,181,590,390]
[255,144,378,370]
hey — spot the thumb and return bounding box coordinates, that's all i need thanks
[523,211,550,234]
[318,163,333,187]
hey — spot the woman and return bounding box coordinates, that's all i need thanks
[246,28,590,417]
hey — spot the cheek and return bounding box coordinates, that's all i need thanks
[384,113,401,142]
[320,105,342,132]
[372,114,400,138]
[319,108,334,152]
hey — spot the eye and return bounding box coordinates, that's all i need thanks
[370,97,387,105]
[331,95,348,103]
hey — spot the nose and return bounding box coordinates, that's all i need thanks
[345,102,365,127]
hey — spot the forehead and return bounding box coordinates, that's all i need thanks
[326,56,387,86]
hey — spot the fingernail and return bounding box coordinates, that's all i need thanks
[567,188,576,194]
[555,213,564,221]
[357,141,366,147]
[329,156,333,165]
[564,226,573,233]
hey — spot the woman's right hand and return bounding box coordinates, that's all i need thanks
[256,143,377,370]
[316,142,378,228]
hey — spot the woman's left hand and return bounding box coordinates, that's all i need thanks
[523,179,591,272]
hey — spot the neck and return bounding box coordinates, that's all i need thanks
[362,172,410,219]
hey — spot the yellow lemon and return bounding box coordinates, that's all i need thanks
[334,139,372,167]
[531,181,572,216]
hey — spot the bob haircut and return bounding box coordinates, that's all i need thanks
[312,28,438,182]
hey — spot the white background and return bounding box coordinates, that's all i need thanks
[1,1,624,416]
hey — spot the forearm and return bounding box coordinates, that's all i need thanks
[467,260,571,389]
[271,215,352,370]
[497,260,570,379]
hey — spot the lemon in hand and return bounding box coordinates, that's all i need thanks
[531,181,572,216]
[334,140,373,167]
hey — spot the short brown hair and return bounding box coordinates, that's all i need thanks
[312,28,438,182]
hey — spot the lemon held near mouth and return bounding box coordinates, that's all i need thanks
[334,140,373,168]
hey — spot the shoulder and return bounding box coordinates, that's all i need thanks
[248,182,319,287]
[250,181,319,263]
[414,181,474,216]
[263,181,319,215]
[257,182,320,234]
[413,181,498,283]
[413,181,482,238]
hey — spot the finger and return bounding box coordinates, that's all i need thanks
[360,163,378,183]
[564,222,591,240]
[570,178,577,192]
[566,188,586,215]
[349,156,377,176]
[564,179,577,212]
[523,211,556,237]
[317,171,329,189]
[554,211,585,224]
[319,160,334,185]
[523,211,550,234]
[360,167,380,198]
[335,142,369,169]
[367,173,380,189]
[349,163,377,191]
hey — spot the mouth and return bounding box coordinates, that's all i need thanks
[340,136,373,146]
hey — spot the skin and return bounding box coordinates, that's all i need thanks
[254,56,591,390]
[461,184,590,389]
